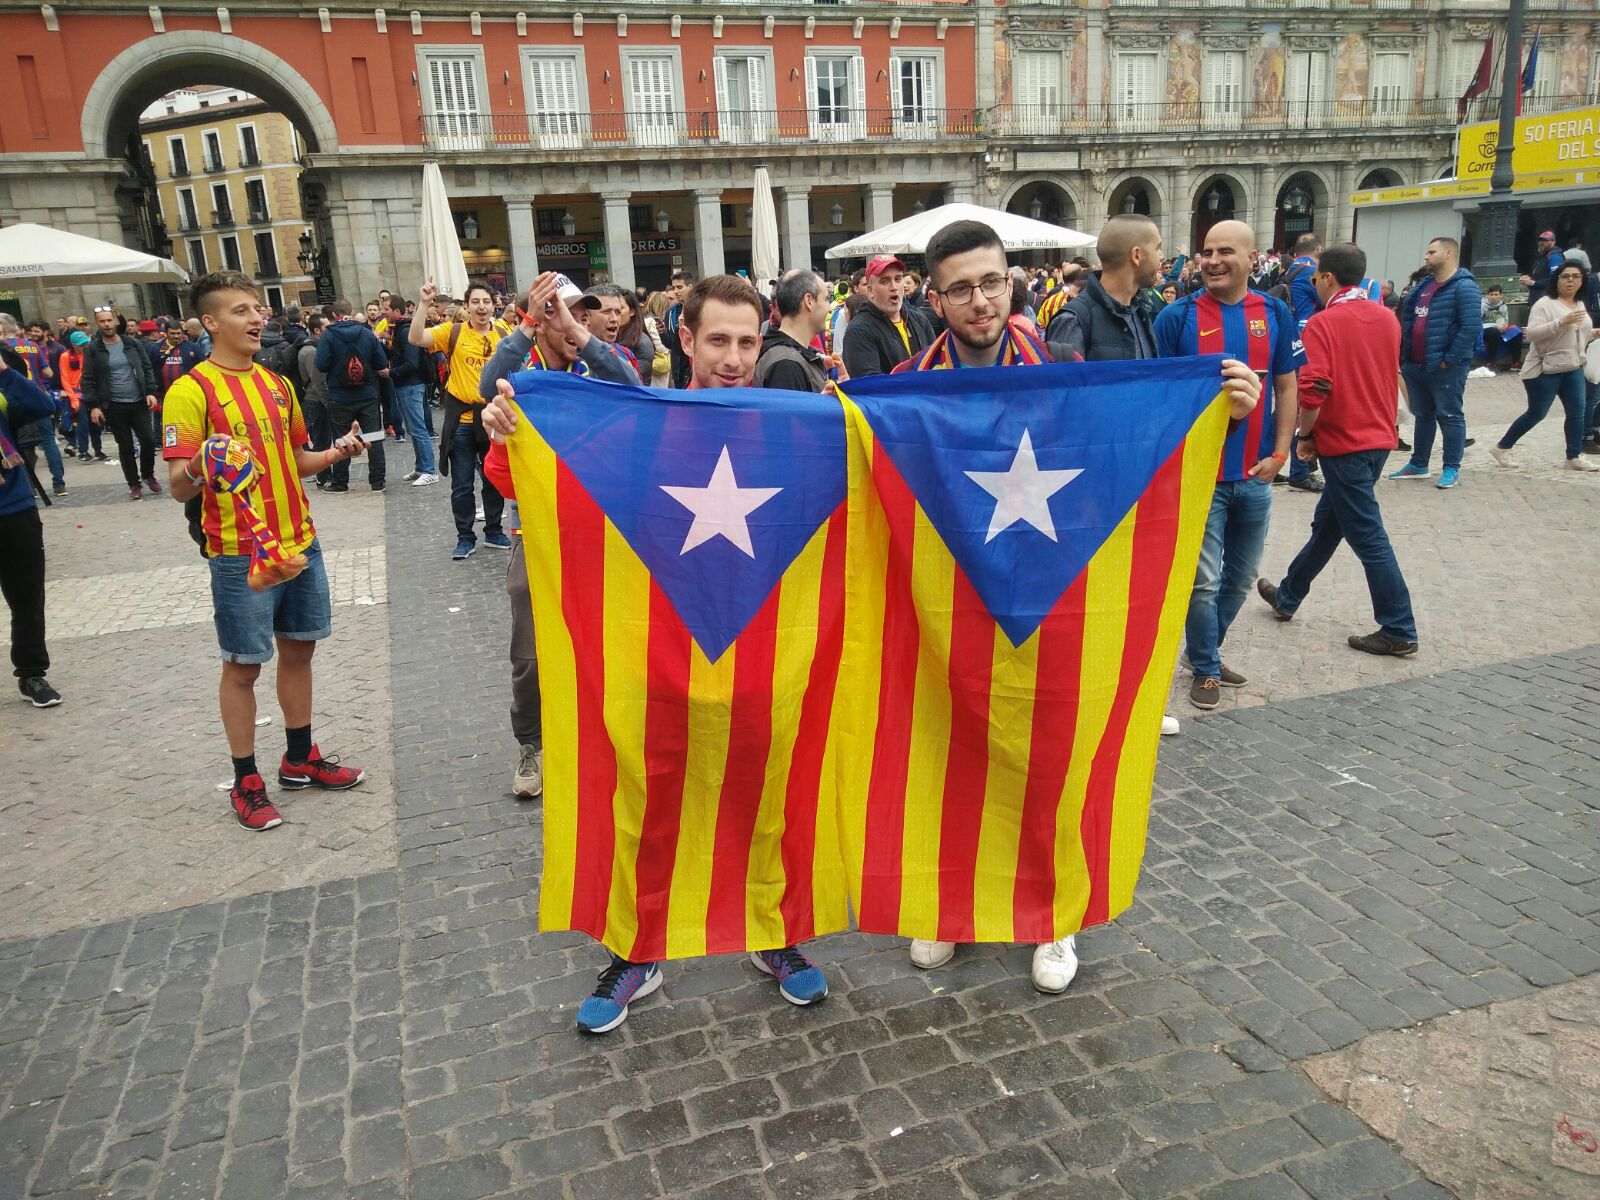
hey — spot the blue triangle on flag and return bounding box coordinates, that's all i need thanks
[842,356,1224,646]
[512,371,847,662]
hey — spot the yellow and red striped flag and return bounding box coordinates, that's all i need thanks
[504,371,852,961]
[834,356,1230,945]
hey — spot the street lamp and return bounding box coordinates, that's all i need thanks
[1474,0,1527,288]
[461,214,479,241]
[561,210,576,237]
[655,209,670,234]
[296,229,314,273]
[1029,197,1044,220]
[829,202,844,226]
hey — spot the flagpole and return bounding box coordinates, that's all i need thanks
[1473,0,1525,286]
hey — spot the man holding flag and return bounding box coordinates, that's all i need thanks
[887,219,1262,991]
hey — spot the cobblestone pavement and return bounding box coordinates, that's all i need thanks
[1,393,1596,1199]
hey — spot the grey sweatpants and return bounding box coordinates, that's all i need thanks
[507,537,542,749]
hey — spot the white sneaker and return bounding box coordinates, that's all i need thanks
[1161,714,1180,736]
[1488,446,1516,468]
[1565,457,1599,472]
[411,472,440,486]
[513,744,543,799]
[909,939,955,969]
[475,505,485,522]
[1031,935,1079,994]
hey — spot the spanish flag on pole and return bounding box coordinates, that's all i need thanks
[834,357,1230,946]
[505,371,852,962]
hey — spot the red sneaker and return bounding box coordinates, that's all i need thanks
[231,774,283,831]
[278,744,366,791]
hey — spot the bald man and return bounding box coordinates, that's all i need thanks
[1153,220,1304,712]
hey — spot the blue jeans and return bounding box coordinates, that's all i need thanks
[31,419,63,487]
[1501,370,1588,460]
[393,383,436,474]
[1402,362,1468,470]
[1185,477,1273,679]
[449,425,504,544]
[1274,449,1415,642]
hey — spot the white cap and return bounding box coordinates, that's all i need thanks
[554,273,600,309]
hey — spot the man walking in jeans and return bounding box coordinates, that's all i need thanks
[1256,243,1418,658]
[1393,236,1480,490]
[383,296,438,485]
[1153,220,1303,711]
[315,299,389,492]
[81,304,163,501]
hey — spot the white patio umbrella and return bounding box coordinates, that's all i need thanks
[419,162,470,299]
[825,202,1094,260]
[0,222,189,318]
[750,167,781,288]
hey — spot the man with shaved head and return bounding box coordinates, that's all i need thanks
[1154,220,1304,712]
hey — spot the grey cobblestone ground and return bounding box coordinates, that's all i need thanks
[1,391,1596,1198]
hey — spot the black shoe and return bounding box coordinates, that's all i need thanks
[52,482,67,497]
[1464,438,1476,449]
[63,446,77,458]
[1348,631,1418,657]
[1583,438,1600,457]
[1396,437,1412,452]
[19,677,62,708]
[1286,476,1324,493]
[371,483,385,492]
[93,453,110,462]
[1256,577,1293,621]
[327,483,349,493]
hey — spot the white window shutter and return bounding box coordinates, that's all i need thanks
[714,54,730,138]
[849,54,866,137]
[889,54,902,112]
[750,55,768,139]
[805,56,819,139]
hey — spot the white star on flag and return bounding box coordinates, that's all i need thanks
[660,445,782,558]
[964,429,1082,543]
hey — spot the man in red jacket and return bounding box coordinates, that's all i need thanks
[1255,243,1418,657]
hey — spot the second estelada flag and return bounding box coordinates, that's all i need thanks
[505,371,852,961]
[834,356,1230,946]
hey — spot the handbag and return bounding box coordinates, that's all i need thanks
[1584,338,1600,386]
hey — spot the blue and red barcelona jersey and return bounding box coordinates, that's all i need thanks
[1153,289,1304,482]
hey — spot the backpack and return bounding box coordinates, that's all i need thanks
[1269,262,1311,304]
[438,321,464,390]
[255,337,303,399]
[340,347,367,387]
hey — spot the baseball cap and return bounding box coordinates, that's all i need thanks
[137,319,159,333]
[864,254,907,279]
[556,274,601,309]
[1538,230,1556,240]
[68,331,90,347]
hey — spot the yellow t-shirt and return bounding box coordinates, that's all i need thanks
[374,317,390,337]
[892,318,912,354]
[161,361,315,559]
[425,321,505,420]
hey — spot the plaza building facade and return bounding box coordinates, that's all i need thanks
[0,1,1595,315]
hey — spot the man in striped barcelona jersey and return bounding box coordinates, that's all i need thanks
[1154,220,1304,714]
[163,271,371,833]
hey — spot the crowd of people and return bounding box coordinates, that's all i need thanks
[2,202,1594,1030]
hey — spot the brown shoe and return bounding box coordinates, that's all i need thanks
[1348,631,1418,657]
[127,486,142,501]
[1218,663,1247,687]
[1256,577,1293,621]
[1189,676,1221,710]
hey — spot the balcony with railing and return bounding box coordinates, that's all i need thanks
[420,106,983,152]
[991,96,1463,138]
[203,153,226,173]
[248,208,271,225]
[241,149,261,168]
[211,207,235,229]
[176,214,201,233]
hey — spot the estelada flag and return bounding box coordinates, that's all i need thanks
[504,370,852,961]
[834,356,1231,946]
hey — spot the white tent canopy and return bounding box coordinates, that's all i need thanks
[0,222,189,287]
[825,202,1094,261]
[419,162,470,300]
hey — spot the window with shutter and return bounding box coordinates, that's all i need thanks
[1588,51,1600,102]
[892,55,939,138]
[1369,51,1410,119]
[1204,50,1244,127]
[1525,49,1558,115]
[1286,50,1328,128]
[1117,53,1159,129]
[808,55,858,142]
[425,54,484,150]
[627,53,680,146]
[527,54,583,148]
[716,54,770,144]
[1014,50,1062,134]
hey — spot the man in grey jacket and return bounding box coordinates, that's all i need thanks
[81,305,161,500]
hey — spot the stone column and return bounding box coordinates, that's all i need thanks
[1169,165,1194,256]
[1085,11,1105,112]
[864,183,895,231]
[781,186,812,272]
[504,195,539,293]
[601,191,635,291]
[1251,163,1275,254]
[1078,172,1108,247]
[693,189,725,277]
[1332,163,1356,244]
[976,0,998,110]
[946,177,976,204]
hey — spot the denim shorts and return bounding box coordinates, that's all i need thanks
[208,539,332,664]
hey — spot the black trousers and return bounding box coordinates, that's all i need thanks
[328,398,385,487]
[105,403,157,488]
[0,507,48,680]
[303,396,332,485]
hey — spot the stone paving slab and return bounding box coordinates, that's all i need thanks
[1304,972,1600,1199]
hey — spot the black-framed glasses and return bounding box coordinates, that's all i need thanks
[936,275,1010,306]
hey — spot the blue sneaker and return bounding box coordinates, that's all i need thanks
[751,946,829,1006]
[451,538,475,561]
[483,530,513,550]
[1387,463,1431,480]
[1436,466,1460,489]
[577,957,662,1034]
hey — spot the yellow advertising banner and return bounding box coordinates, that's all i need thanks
[1456,105,1600,180]
[1351,168,1596,208]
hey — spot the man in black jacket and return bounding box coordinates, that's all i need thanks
[382,296,438,483]
[1047,214,1162,362]
[81,304,162,500]
[841,255,933,378]
[755,270,830,392]
[315,299,389,491]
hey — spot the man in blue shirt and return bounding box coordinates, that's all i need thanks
[0,349,63,706]
[1155,220,1304,711]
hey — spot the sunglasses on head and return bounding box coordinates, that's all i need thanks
[93,305,115,314]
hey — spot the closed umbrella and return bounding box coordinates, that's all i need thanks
[751,167,781,288]
[419,162,470,299]
[825,202,1094,260]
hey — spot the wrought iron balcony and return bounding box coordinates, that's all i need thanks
[991,96,1467,138]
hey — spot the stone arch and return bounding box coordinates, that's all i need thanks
[1356,165,1407,190]
[1272,167,1335,252]
[1189,170,1252,248]
[81,31,340,160]
[1105,173,1165,224]
[1001,176,1082,227]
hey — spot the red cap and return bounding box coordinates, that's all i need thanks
[864,254,907,279]
[136,319,159,333]
[1538,230,1556,240]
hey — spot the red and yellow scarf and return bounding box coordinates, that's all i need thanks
[895,316,1052,373]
